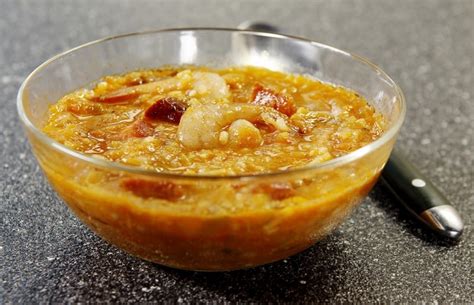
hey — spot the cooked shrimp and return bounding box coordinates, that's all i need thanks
[94,77,183,103]
[94,71,230,104]
[189,71,230,101]
[227,119,263,148]
[177,103,291,149]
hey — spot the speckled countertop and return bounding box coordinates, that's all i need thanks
[1,0,472,303]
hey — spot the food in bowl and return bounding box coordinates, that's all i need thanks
[44,66,385,174]
[39,65,387,270]
[19,29,404,271]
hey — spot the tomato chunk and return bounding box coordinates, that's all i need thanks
[120,119,155,138]
[144,97,187,124]
[251,84,296,116]
[255,182,296,200]
[121,178,184,201]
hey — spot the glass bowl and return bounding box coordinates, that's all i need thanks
[17,28,405,271]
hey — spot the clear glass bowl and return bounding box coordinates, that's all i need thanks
[17,28,405,271]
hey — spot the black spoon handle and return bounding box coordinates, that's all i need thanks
[381,150,463,239]
[237,20,464,241]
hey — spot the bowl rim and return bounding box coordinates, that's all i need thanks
[17,27,406,180]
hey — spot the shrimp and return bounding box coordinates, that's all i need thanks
[227,119,262,148]
[94,71,230,104]
[190,71,230,101]
[93,77,181,103]
[177,103,291,149]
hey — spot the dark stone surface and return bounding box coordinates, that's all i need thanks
[0,0,472,303]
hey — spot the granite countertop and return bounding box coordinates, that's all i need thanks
[1,0,472,303]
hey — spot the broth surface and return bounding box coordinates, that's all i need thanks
[43,66,385,176]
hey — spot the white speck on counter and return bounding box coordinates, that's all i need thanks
[1,75,23,84]
[141,286,161,293]
[421,138,431,145]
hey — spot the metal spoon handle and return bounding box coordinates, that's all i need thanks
[238,21,464,240]
[381,150,463,239]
